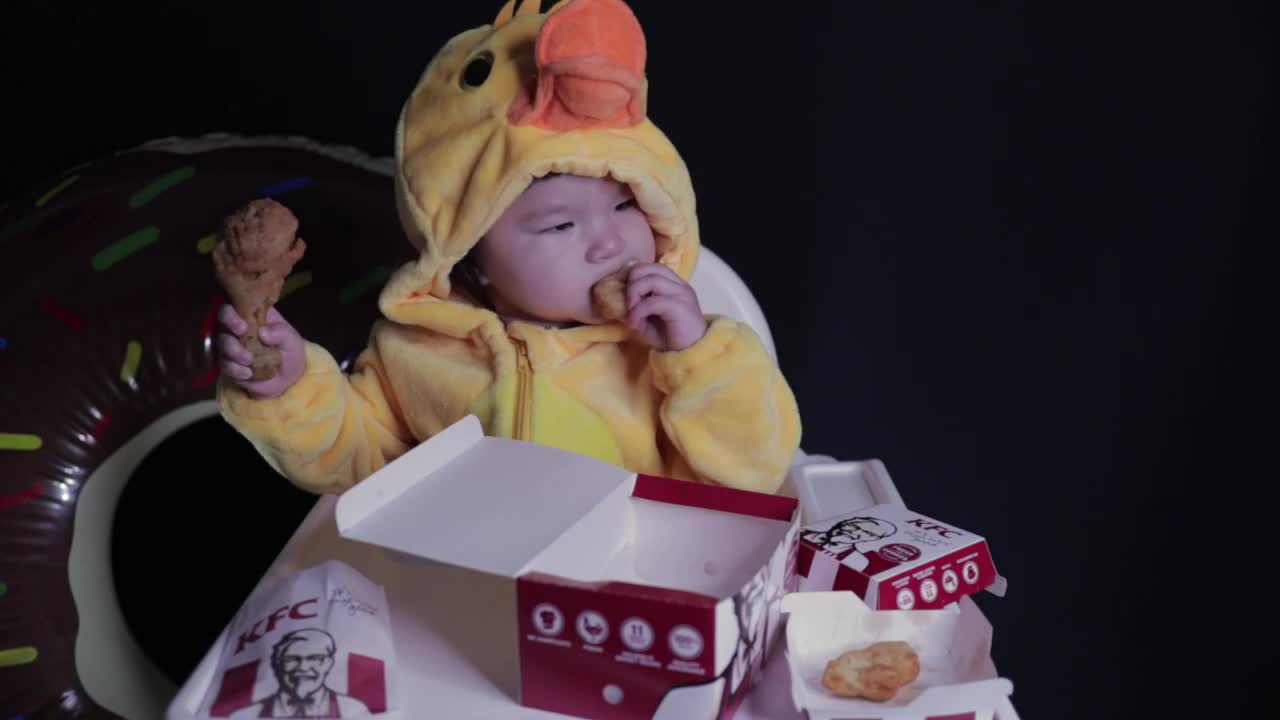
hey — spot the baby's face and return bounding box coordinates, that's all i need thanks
[474,175,656,324]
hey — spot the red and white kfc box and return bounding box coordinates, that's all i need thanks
[335,415,800,720]
[790,461,1007,610]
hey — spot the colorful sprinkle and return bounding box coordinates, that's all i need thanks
[259,176,312,197]
[197,233,218,254]
[89,409,113,442]
[281,271,313,299]
[129,165,195,208]
[0,582,6,597]
[35,174,80,207]
[93,226,160,271]
[0,337,7,350]
[339,266,391,305]
[0,485,42,510]
[120,341,142,383]
[0,434,42,451]
[38,298,86,331]
[192,367,219,390]
[0,646,39,668]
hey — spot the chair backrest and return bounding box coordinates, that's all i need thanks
[687,247,777,362]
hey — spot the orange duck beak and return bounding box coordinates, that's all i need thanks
[508,0,647,130]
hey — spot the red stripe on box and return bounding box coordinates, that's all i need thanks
[834,562,872,599]
[348,652,387,713]
[926,714,977,720]
[797,542,816,577]
[522,572,719,607]
[209,659,259,717]
[632,474,797,521]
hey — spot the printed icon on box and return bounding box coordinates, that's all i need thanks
[920,579,938,603]
[621,617,655,652]
[668,625,704,660]
[896,587,916,609]
[576,610,609,645]
[962,560,980,585]
[532,603,564,636]
[942,569,959,594]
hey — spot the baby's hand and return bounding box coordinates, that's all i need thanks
[216,305,306,399]
[624,263,708,352]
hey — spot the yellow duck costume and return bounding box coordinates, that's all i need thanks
[218,0,802,495]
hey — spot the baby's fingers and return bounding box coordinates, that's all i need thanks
[219,360,252,381]
[216,333,253,366]
[257,323,297,349]
[217,304,248,336]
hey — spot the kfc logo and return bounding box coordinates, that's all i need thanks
[906,517,963,539]
[802,516,903,575]
[235,598,320,655]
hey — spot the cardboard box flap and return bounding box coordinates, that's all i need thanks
[790,460,905,526]
[336,415,634,577]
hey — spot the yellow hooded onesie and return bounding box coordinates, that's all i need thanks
[217,0,802,495]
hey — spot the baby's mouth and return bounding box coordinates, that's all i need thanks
[591,263,634,321]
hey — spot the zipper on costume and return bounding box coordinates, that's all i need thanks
[513,338,532,441]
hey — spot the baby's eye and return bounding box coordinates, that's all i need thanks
[615,199,637,211]
[542,221,575,233]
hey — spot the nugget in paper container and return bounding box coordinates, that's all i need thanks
[335,415,800,720]
[782,591,1016,720]
[195,560,396,718]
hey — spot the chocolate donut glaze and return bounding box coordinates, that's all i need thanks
[0,137,413,718]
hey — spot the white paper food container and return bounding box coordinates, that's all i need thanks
[334,415,801,720]
[781,591,1017,720]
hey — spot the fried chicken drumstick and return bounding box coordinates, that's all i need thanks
[212,198,306,381]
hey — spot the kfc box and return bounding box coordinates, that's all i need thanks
[334,415,801,720]
[781,591,1017,720]
[790,462,1006,610]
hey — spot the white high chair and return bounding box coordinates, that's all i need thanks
[687,248,777,363]
[160,248,1016,720]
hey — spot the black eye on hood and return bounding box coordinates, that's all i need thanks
[461,51,494,89]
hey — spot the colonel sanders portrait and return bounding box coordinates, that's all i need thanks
[801,516,898,572]
[229,628,371,718]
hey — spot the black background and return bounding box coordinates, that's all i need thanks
[3,1,1273,717]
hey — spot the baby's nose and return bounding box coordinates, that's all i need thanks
[585,225,625,261]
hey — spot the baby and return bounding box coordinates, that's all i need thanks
[215,0,801,495]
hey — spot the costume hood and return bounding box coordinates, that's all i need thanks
[383,0,700,321]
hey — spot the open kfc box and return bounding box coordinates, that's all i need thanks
[334,415,801,720]
[788,461,1008,610]
[779,461,1017,719]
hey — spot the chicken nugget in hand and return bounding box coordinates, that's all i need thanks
[821,640,920,701]
[591,264,632,321]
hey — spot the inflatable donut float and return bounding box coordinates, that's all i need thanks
[0,134,414,719]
